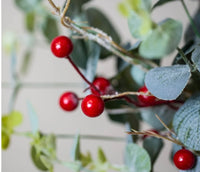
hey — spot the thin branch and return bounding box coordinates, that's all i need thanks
[180,0,200,38]
[48,0,158,71]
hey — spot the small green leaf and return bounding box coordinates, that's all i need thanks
[2,111,23,129]
[71,134,81,161]
[140,105,175,130]
[42,15,59,43]
[145,65,191,100]
[143,137,163,164]
[173,94,200,151]
[31,146,48,171]
[15,0,41,13]
[191,45,200,72]
[97,147,107,163]
[139,18,182,58]
[80,152,92,167]
[25,11,35,32]
[2,131,10,150]
[128,10,153,39]
[125,143,151,172]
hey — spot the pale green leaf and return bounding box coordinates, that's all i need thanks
[139,18,182,58]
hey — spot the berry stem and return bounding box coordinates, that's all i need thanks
[67,56,100,93]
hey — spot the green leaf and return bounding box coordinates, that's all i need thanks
[65,0,91,18]
[42,15,59,43]
[40,155,54,171]
[173,94,200,151]
[2,131,10,150]
[139,105,175,130]
[15,0,41,13]
[125,143,151,172]
[85,41,101,82]
[25,11,35,32]
[27,102,39,134]
[71,134,81,161]
[145,65,191,100]
[70,39,88,69]
[86,8,120,44]
[153,0,177,9]
[143,137,163,164]
[97,147,107,163]
[80,152,92,167]
[31,145,49,171]
[139,18,182,58]
[2,111,23,129]
[128,10,153,39]
[191,45,200,72]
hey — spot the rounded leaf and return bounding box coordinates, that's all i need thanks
[145,65,191,100]
[173,94,200,151]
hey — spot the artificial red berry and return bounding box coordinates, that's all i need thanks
[142,129,159,140]
[138,86,165,106]
[51,35,73,58]
[81,94,104,117]
[59,92,79,111]
[173,149,196,170]
[91,77,111,96]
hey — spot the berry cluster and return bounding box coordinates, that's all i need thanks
[50,35,174,117]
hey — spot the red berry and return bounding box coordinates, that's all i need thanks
[81,94,104,117]
[173,149,196,170]
[51,36,73,58]
[142,129,159,140]
[138,86,165,106]
[91,77,111,96]
[59,92,79,111]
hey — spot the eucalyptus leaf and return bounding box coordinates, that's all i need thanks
[191,45,200,72]
[42,15,59,43]
[70,39,88,69]
[2,131,10,150]
[15,0,41,13]
[139,18,182,59]
[125,143,151,172]
[86,8,120,44]
[71,134,81,161]
[145,65,191,100]
[130,65,146,86]
[128,10,153,40]
[143,137,164,164]
[173,94,200,151]
[40,155,54,171]
[85,42,101,83]
[140,105,175,130]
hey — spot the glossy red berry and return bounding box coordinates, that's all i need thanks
[51,36,73,58]
[173,149,196,170]
[91,77,111,96]
[142,129,159,140]
[59,92,79,111]
[81,94,104,117]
